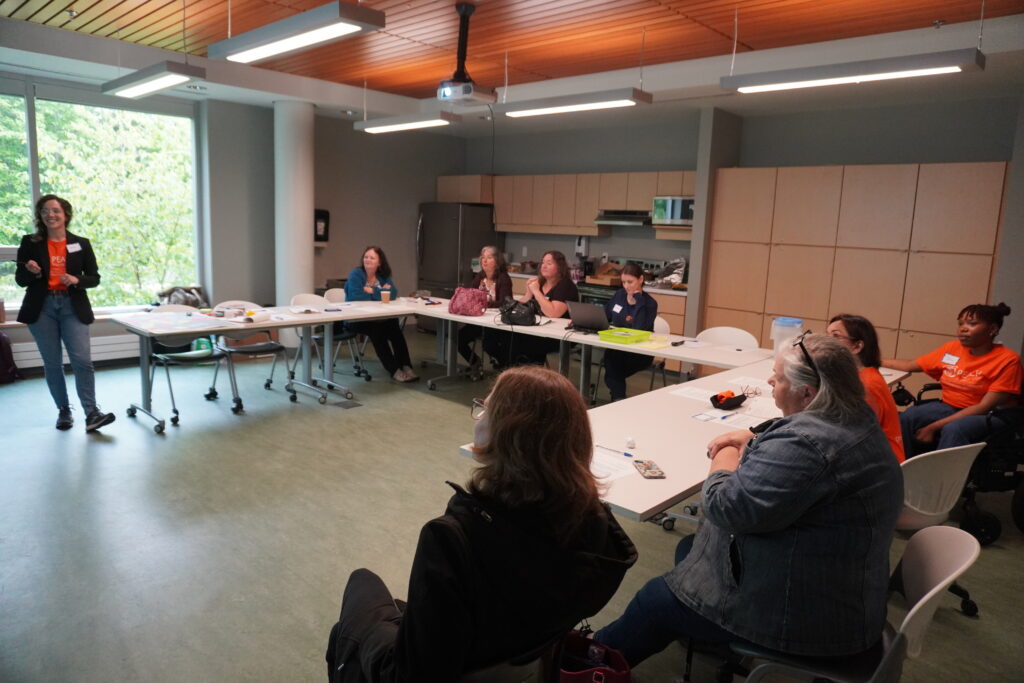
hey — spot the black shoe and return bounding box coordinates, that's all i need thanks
[56,406,73,430]
[85,407,116,433]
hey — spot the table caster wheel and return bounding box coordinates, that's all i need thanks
[962,511,1001,546]
[232,400,244,414]
[961,599,979,617]
[154,422,165,434]
[364,374,372,382]
[344,391,354,400]
[205,389,218,400]
[427,381,437,391]
[683,505,699,516]
[127,407,137,418]
[264,380,272,390]
[289,393,298,403]
[318,395,327,405]
[662,518,676,531]
[311,379,318,387]
[171,416,179,426]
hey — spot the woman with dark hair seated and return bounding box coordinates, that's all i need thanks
[594,334,903,666]
[883,302,1022,458]
[826,313,904,461]
[344,246,418,383]
[326,366,637,682]
[602,263,658,402]
[484,250,578,367]
[456,245,513,375]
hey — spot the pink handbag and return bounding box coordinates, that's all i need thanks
[448,286,489,316]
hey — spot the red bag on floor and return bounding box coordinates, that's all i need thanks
[558,630,631,682]
[448,286,489,316]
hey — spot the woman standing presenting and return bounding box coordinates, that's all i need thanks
[602,263,658,402]
[16,194,115,432]
[344,246,418,383]
[456,246,512,375]
[883,303,1021,457]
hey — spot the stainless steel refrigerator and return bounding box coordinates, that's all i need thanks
[416,202,503,299]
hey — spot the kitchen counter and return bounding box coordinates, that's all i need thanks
[508,271,687,297]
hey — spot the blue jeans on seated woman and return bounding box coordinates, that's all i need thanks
[593,535,740,666]
[27,294,96,412]
[899,401,1006,458]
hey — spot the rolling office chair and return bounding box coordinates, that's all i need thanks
[590,316,671,404]
[722,526,980,683]
[142,304,226,432]
[212,300,290,414]
[322,288,371,381]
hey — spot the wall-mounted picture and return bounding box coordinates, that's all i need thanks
[315,209,330,242]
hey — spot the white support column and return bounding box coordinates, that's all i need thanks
[274,100,315,309]
[274,101,315,347]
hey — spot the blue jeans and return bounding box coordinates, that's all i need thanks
[27,295,96,412]
[594,536,739,666]
[899,400,1002,458]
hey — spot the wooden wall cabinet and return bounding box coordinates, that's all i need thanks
[900,252,992,335]
[599,173,628,208]
[552,174,577,226]
[705,241,770,312]
[511,277,528,296]
[771,166,842,246]
[493,175,514,224]
[626,172,658,211]
[712,168,776,243]
[512,176,534,224]
[837,164,917,250]
[656,170,696,196]
[531,175,555,226]
[911,162,1005,254]
[575,173,601,227]
[436,174,493,203]
[828,248,907,330]
[764,244,835,321]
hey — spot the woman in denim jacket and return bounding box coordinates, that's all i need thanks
[595,334,903,663]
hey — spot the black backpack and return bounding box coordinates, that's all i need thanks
[0,331,20,383]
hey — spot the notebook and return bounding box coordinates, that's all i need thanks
[567,301,610,334]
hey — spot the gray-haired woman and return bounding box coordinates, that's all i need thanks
[594,333,903,664]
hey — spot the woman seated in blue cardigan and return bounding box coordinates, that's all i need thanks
[602,263,658,401]
[344,246,417,382]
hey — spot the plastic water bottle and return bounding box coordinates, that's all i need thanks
[770,317,804,354]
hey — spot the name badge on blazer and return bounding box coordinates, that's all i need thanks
[67,242,82,253]
[941,353,959,365]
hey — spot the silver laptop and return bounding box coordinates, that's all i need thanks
[567,301,610,334]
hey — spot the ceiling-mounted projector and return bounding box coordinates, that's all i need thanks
[438,79,496,104]
[437,3,496,105]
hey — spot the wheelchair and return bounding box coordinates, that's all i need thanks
[894,382,1024,545]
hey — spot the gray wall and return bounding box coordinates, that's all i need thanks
[738,96,1019,167]
[200,100,276,306]
[312,118,465,290]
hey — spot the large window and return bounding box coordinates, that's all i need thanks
[0,84,197,309]
[0,93,31,305]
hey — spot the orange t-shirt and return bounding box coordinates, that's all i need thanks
[916,341,1023,409]
[860,367,904,463]
[47,239,68,291]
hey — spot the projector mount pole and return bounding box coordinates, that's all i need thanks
[452,2,475,82]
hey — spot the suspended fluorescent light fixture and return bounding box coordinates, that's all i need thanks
[354,111,462,134]
[495,88,653,118]
[101,60,206,99]
[207,2,385,64]
[721,48,985,94]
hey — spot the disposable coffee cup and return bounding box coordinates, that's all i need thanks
[381,290,392,303]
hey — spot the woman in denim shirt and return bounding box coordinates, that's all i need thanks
[595,334,903,663]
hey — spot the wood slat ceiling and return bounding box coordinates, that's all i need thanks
[5,0,1022,98]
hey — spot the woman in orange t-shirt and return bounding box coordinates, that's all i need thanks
[883,303,1023,458]
[827,314,904,462]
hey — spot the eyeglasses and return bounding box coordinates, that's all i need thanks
[470,397,487,420]
[39,208,63,215]
[792,330,821,385]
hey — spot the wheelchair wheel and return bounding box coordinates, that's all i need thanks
[1012,482,1024,534]
[961,511,1002,546]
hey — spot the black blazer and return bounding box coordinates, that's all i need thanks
[16,232,100,325]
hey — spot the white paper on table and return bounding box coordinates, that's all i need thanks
[742,396,780,419]
[670,385,717,401]
[590,450,637,483]
[289,306,321,314]
[270,313,298,321]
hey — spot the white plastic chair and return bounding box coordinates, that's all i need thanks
[212,299,289,413]
[897,443,986,530]
[733,526,981,682]
[695,326,760,349]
